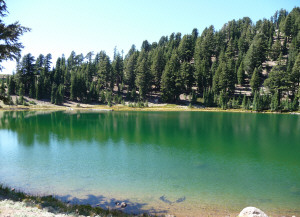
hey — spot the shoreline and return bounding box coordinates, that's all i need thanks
[1,184,300,217]
[0,184,153,217]
[0,103,299,115]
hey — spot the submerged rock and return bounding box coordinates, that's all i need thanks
[159,195,186,204]
[238,207,268,217]
[159,195,172,204]
[120,202,127,208]
[175,196,186,203]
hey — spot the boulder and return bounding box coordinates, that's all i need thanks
[238,207,268,217]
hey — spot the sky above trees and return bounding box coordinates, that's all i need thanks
[1,0,298,74]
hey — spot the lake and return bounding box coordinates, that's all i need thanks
[0,110,300,216]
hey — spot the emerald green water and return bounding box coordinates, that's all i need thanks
[0,111,300,215]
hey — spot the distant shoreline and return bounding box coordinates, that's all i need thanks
[1,102,299,115]
[1,94,300,114]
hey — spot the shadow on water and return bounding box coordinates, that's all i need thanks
[56,194,168,215]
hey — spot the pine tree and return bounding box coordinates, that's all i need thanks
[292,52,300,90]
[237,61,245,85]
[270,91,279,111]
[292,97,299,111]
[271,40,281,60]
[250,67,260,93]
[203,88,214,106]
[17,53,35,95]
[244,34,267,75]
[29,82,35,98]
[8,76,15,95]
[6,92,12,105]
[51,83,57,104]
[55,84,64,105]
[252,91,261,111]
[43,76,51,99]
[0,0,30,70]
[124,52,138,91]
[264,65,289,98]
[227,57,236,94]
[242,94,247,109]
[70,72,77,101]
[212,63,222,93]
[178,35,193,62]
[99,90,106,103]
[283,14,292,38]
[282,37,288,55]
[218,62,230,93]
[97,55,111,89]
[161,51,181,102]
[112,51,123,92]
[135,51,151,99]
[36,76,43,100]
[88,81,98,102]
[180,62,194,94]
[18,83,24,104]
[219,91,228,109]
[0,80,4,96]
[150,48,165,90]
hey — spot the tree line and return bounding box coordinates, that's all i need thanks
[1,7,300,111]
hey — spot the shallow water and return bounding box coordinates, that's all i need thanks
[0,110,300,216]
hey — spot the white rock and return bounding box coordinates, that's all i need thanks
[238,207,268,217]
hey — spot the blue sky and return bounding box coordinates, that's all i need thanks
[1,0,299,74]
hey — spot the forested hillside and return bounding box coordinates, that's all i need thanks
[1,7,300,111]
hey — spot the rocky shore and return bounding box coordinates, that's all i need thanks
[0,194,298,217]
[0,185,152,217]
[0,199,76,217]
[0,197,283,217]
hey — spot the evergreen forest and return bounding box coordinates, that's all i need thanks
[1,7,300,112]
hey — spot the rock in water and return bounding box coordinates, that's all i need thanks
[120,202,127,208]
[238,207,268,217]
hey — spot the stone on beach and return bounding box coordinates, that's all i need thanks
[238,207,268,217]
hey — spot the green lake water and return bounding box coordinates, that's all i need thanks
[0,110,300,215]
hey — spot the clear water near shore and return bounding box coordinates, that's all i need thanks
[0,111,300,216]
